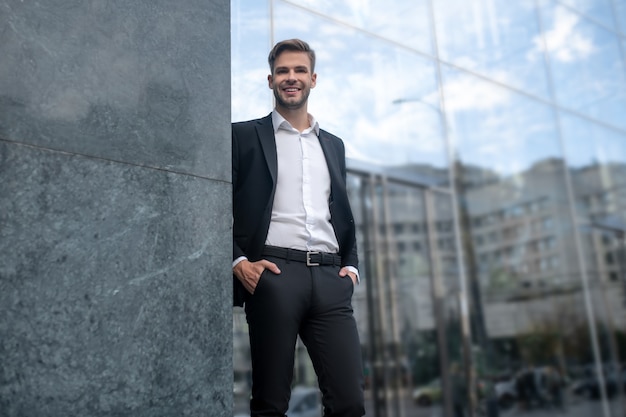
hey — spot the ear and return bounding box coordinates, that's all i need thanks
[267,74,274,89]
[311,72,317,88]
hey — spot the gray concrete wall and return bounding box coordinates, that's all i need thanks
[0,1,232,416]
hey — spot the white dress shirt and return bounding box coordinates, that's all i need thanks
[265,110,339,253]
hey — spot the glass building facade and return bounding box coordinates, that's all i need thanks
[232,1,626,416]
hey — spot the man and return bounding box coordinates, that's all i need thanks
[232,39,365,417]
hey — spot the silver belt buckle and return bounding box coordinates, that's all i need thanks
[306,251,320,266]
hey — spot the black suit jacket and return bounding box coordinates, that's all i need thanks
[232,113,358,306]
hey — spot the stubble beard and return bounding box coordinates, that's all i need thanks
[274,87,310,110]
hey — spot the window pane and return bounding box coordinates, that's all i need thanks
[433,0,551,99]
[285,0,433,54]
[441,67,604,415]
[442,67,561,175]
[557,0,617,29]
[617,0,626,35]
[561,112,626,226]
[231,0,271,122]
[540,2,626,130]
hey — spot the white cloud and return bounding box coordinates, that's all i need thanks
[530,7,595,62]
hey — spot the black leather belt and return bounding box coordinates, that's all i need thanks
[263,245,341,267]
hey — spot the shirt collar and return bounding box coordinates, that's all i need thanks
[272,109,320,136]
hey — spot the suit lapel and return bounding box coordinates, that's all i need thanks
[318,130,342,198]
[256,114,278,186]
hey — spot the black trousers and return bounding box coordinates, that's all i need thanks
[244,255,365,417]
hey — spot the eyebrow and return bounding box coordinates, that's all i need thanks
[275,65,309,72]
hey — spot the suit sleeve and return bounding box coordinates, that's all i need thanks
[232,125,245,261]
[337,138,359,270]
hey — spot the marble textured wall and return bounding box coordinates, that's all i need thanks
[0,1,232,416]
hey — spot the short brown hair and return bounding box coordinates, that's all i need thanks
[268,39,316,74]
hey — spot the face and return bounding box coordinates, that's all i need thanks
[268,51,317,111]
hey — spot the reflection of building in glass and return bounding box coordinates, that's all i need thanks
[367,159,626,338]
[467,159,626,339]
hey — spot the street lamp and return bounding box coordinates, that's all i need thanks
[392,97,442,115]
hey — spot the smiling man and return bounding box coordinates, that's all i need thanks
[231,39,365,417]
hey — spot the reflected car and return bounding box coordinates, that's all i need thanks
[494,378,517,409]
[412,378,442,407]
[572,368,625,399]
